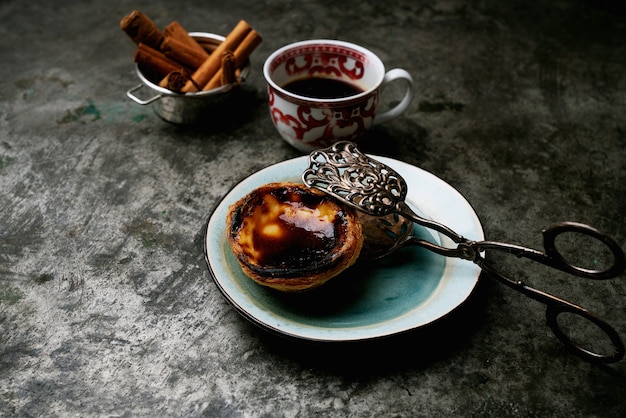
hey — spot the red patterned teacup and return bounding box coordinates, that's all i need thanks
[263,39,414,153]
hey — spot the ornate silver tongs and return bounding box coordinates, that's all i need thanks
[302,141,626,363]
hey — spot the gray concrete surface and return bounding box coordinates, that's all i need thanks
[1,0,626,416]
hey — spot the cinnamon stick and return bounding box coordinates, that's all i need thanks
[181,20,253,92]
[158,71,188,92]
[202,29,262,91]
[163,21,209,58]
[161,36,209,69]
[234,30,263,68]
[220,51,236,86]
[120,10,164,50]
[134,43,190,78]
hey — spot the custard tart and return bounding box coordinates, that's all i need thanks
[226,182,363,291]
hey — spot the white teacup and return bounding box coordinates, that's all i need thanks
[263,39,414,153]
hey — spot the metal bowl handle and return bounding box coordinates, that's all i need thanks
[126,84,162,105]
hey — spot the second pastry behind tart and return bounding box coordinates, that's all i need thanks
[226,182,363,291]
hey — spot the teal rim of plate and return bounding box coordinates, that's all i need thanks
[204,155,484,341]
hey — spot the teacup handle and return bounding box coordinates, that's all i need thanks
[373,68,414,125]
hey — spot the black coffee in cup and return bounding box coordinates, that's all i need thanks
[283,77,364,99]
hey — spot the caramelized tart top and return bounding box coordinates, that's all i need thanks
[226,182,362,288]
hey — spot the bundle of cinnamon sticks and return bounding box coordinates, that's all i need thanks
[120,10,262,93]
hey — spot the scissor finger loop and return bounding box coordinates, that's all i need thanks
[542,221,626,280]
[545,303,625,363]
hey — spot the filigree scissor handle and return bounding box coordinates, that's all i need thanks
[303,141,467,248]
[303,141,408,216]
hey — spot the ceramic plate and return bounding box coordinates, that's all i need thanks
[203,155,484,341]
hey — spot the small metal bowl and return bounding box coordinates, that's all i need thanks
[126,32,251,125]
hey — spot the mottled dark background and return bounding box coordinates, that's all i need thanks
[1,0,625,416]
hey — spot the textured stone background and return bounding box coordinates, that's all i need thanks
[1,0,625,416]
